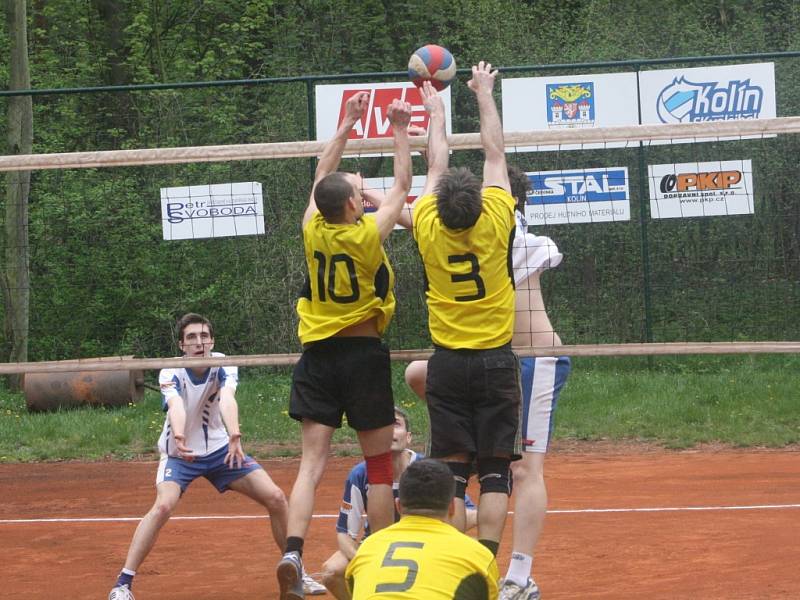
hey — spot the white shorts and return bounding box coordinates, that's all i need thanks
[519,356,571,453]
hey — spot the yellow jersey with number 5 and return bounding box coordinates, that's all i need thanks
[345,515,499,599]
[297,213,395,345]
[413,187,516,349]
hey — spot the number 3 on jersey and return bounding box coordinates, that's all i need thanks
[448,253,486,302]
[375,541,424,593]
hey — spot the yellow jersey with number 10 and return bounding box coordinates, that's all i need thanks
[297,213,395,345]
[346,514,499,599]
[413,187,516,349]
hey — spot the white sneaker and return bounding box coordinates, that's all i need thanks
[302,570,327,595]
[108,585,135,600]
[499,578,541,600]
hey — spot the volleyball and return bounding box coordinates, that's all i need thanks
[408,44,456,90]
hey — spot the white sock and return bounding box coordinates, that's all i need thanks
[121,568,136,576]
[505,552,533,586]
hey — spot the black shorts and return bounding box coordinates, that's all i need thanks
[289,337,395,431]
[426,344,522,460]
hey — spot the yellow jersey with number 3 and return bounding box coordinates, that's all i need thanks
[413,187,516,349]
[345,515,499,599]
[297,213,395,345]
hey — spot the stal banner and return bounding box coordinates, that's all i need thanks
[524,167,630,225]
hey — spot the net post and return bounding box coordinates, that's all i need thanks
[306,78,317,182]
[634,62,655,365]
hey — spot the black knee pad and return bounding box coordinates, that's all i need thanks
[445,462,471,499]
[477,457,513,496]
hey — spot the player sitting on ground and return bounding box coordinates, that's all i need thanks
[109,313,292,600]
[276,93,413,600]
[320,406,477,599]
[345,458,499,599]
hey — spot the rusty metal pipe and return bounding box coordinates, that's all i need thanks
[24,367,144,412]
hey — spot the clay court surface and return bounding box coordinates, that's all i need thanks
[1,445,798,599]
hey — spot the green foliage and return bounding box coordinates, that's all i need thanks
[2,1,800,360]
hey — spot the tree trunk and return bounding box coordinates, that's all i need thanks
[3,0,33,390]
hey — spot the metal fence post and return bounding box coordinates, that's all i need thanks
[634,62,654,345]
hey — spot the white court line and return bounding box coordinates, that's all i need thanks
[2,503,799,524]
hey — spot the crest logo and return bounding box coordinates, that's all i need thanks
[546,82,594,128]
[656,77,764,123]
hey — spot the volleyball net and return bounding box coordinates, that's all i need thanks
[2,115,800,372]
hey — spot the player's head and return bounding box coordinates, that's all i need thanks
[391,406,412,453]
[314,172,364,222]
[398,458,455,518]
[508,165,530,214]
[435,167,483,229]
[176,313,214,357]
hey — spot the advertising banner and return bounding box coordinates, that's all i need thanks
[648,160,754,218]
[502,73,639,151]
[161,182,265,240]
[639,62,776,143]
[315,82,452,156]
[524,167,630,224]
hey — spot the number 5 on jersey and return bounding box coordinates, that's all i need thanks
[375,541,424,593]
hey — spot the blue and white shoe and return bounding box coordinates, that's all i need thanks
[499,577,541,600]
[108,585,135,600]
[277,551,305,600]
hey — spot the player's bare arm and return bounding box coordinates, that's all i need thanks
[303,91,369,226]
[374,98,413,241]
[419,81,449,198]
[469,61,510,193]
[394,124,427,229]
[218,386,244,469]
[166,395,194,461]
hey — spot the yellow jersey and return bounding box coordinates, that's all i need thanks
[346,515,499,600]
[297,213,395,345]
[413,187,516,349]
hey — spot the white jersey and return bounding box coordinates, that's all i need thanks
[512,210,562,285]
[157,352,238,457]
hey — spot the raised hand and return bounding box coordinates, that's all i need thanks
[420,81,445,117]
[344,91,370,123]
[387,99,413,129]
[467,61,498,95]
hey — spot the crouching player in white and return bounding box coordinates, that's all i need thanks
[404,166,571,600]
[109,313,293,600]
[320,406,477,599]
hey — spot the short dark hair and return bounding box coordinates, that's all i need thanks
[176,313,213,342]
[398,459,455,515]
[314,172,354,221]
[394,405,411,432]
[507,165,531,214]
[435,167,483,229]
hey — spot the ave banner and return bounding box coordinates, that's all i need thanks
[315,82,452,157]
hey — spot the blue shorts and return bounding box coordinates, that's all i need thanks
[156,444,262,493]
[519,356,571,453]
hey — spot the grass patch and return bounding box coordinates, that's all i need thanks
[1,356,798,462]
